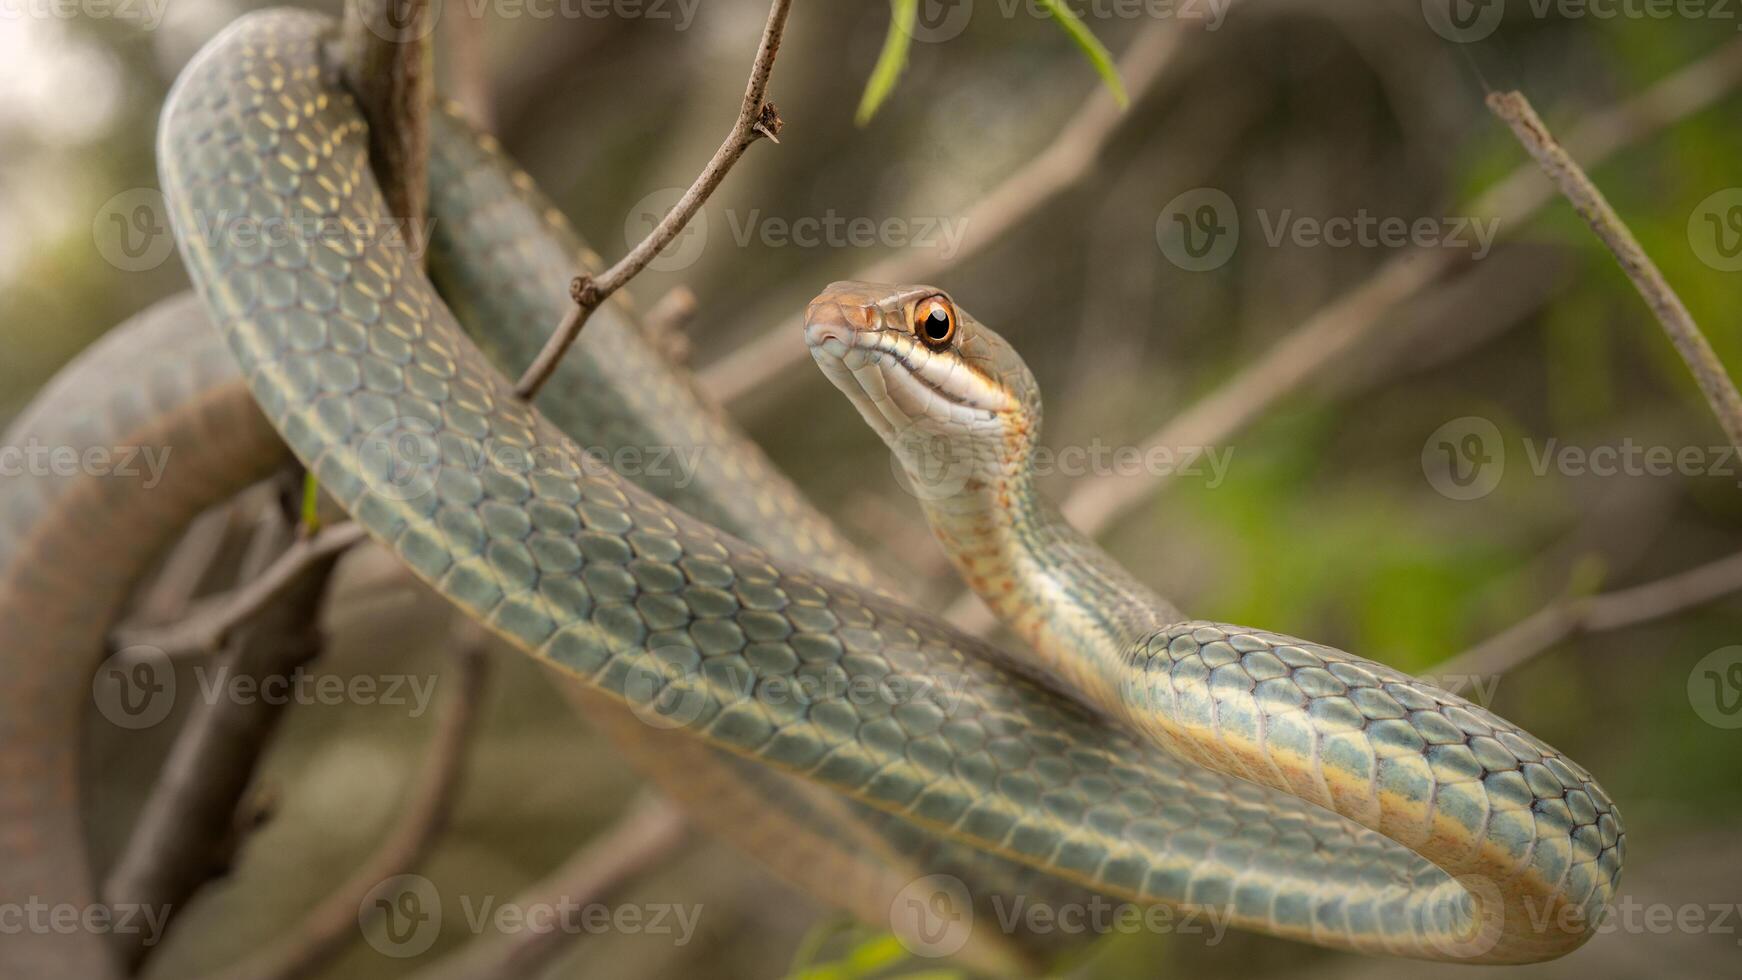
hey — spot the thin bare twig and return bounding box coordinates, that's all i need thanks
[411,794,688,980]
[515,0,793,399]
[1488,89,1742,454]
[942,38,1742,633]
[1439,551,1742,678]
[207,631,490,980]
[699,16,1205,406]
[343,0,434,230]
[113,523,366,658]
[131,500,243,624]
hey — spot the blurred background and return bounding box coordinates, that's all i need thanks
[5,0,1742,976]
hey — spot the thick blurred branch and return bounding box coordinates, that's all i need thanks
[105,488,341,970]
[941,37,1742,633]
[343,0,434,229]
[208,633,489,980]
[700,15,1207,406]
[1488,89,1742,454]
[444,4,494,133]
[515,0,792,399]
[1439,551,1742,678]
[412,794,688,980]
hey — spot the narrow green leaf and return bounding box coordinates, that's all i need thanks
[856,0,919,126]
[300,472,321,532]
[843,932,908,973]
[1037,0,1128,107]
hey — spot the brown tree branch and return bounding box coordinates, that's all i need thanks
[1438,551,1742,679]
[699,15,1207,406]
[1488,89,1742,454]
[105,491,344,970]
[410,794,689,980]
[514,0,793,399]
[444,2,494,134]
[205,632,490,980]
[343,0,434,230]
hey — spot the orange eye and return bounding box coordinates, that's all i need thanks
[914,295,956,350]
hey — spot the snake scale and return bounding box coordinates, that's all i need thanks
[0,9,1621,975]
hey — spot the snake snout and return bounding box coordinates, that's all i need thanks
[803,297,877,353]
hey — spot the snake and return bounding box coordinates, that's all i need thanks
[0,8,1622,975]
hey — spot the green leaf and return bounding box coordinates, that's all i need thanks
[300,472,321,532]
[843,932,908,973]
[1036,0,1127,107]
[856,0,919,126]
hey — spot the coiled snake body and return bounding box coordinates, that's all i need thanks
[0,10,1621,975]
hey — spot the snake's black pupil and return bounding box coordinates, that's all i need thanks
[925,310,951,341]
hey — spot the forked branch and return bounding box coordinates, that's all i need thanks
[514,0,793,399]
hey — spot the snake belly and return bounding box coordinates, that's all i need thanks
[155,8,1618,967]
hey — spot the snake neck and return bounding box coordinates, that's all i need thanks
[919,465,1182,711]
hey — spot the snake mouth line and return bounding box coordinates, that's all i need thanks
[807,321,1010,424]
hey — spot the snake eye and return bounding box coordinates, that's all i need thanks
[914,296,957,350]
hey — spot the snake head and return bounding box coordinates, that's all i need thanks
[804,280,1040,499]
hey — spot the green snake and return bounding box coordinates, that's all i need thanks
[0,9,1621,975]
